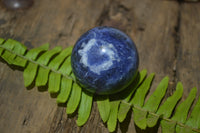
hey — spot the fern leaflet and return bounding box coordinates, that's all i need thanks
[0,38,200,133]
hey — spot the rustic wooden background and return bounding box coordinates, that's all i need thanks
[0,0,199,133]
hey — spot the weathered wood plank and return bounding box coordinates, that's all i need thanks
[0,0,109,133]
[176,3,200,99]
[0,0,199,133]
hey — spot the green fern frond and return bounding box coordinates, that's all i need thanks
[0,38,200,133]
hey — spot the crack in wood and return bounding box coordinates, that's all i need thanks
[172,3,182,87]
[96,0,112,26]
[117,4,130,12]
[22,112,32,126]
[96,0,133,33]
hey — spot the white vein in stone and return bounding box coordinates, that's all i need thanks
[78,39,120,75]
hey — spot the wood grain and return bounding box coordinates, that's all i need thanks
[176,3,200,99]
[0,0,199,133]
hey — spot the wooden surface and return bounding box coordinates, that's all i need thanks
[0,0,199,133]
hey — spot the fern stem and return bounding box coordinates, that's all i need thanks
[121,101,200,132]
[121,99,200,132]
[0,45,75,82]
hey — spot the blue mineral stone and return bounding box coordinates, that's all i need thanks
[71,26,139,95]
[2,0,34,10]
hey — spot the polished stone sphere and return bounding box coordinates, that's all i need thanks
[2,0,33,10]
[71,26,139,95]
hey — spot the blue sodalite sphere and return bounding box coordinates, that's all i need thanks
[71,26,139,95]
[2,0,34,10]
